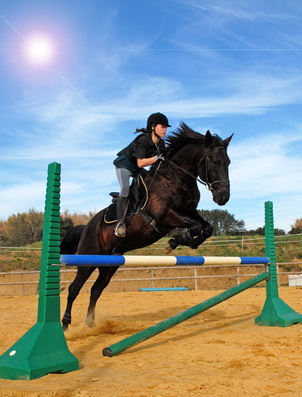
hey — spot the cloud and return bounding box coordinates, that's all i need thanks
[2,67,302,167]
[0,181,46,220]
[230,131,302,198]
[178,0,296,22]
[168,0,302,51]
[223,130,302,231]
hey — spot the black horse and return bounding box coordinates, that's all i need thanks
[61,122,233,330]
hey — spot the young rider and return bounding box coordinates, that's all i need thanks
[113,112,171,237]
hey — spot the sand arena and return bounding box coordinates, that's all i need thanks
[1,287,302,396]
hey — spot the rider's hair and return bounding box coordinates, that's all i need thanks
[134,127,153,134]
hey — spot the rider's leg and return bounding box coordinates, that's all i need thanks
[115,167,132,237]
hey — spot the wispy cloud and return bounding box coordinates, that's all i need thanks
[2,69,302,164]
[177,0,297,22]
[230,132,302,199]
[0,181,46,220]
[169,0,302,50]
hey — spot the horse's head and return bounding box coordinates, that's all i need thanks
[198,130,233,206]
[165,123,232,206]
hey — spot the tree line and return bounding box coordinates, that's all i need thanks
[0,209,96,246]
[0,208,301,247]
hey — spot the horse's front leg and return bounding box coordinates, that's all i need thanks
[85,266,119,327]
[164,211,213,253]
[187,213,213,249]
[62,266,96,330]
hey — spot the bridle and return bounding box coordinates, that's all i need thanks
[199,154,230,191]
[167,154,230,193]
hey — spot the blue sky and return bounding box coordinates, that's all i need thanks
[1,0,302,232]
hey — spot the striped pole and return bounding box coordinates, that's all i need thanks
[61,255,270,267]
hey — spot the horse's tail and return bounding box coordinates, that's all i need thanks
[60,224,86,254]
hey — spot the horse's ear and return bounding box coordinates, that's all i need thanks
[205,130,212,146]
[223,133,234,148]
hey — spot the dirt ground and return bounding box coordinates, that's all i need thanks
[1,287,302,397]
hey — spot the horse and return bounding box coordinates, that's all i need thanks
[61,122,233,330]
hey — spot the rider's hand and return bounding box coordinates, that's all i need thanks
[155,153,165,161]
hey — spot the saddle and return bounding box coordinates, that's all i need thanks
[104,175,149,224]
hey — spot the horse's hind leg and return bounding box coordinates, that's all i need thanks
[85,267,119,327]
[62,266,96,330]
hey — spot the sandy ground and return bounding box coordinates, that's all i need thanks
[1,287,302,397]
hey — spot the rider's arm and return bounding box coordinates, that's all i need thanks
[137,156,158,168]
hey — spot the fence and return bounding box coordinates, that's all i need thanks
[1,234,302,295]
[1,232,302,254]
[0,262,301,296]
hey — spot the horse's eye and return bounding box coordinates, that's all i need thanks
[212,161,220,167]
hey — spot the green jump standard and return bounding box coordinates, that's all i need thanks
[254,201,302,327]
[0,163,79,380]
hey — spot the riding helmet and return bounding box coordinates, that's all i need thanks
[146,112,171,128]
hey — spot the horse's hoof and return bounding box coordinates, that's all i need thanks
[62,323,69,332]
[164,246,172,254]
[164,238,177,254]
[85,315,95,328]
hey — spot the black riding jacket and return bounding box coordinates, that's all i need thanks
[113,133,165,176]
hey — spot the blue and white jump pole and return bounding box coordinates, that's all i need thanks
[60,255,270,267]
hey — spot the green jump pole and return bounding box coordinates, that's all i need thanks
[0,163,79,380]
[103,271,269,357]
[255,201,302,326]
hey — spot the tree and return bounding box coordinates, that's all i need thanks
[198,209,245,236]
[245,226,285,236]
[60,217,74,239]
[245,226,265,236]
[1,209,43,246]
[0,220,9,245]
[61,209,96,226]
[274,228,286,236]
[289,218,302,234]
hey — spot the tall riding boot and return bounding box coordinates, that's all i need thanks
[115,196,129,237]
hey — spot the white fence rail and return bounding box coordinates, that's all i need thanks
[1,234,302,295]
[1,262,302,296]
[1,233,302,253]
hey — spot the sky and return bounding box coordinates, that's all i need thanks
[1,0,302,233]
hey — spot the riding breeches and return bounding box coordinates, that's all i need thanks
[115,167,133,197]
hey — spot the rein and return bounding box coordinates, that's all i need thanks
[167,159,209,188]
[167,155,229,192]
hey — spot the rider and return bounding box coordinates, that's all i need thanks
[113,112,171,237]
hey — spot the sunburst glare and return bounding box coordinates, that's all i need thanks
[25,35,55,63]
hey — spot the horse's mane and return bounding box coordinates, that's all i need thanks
[165,122,223,157]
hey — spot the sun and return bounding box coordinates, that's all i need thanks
[25,35,55,64]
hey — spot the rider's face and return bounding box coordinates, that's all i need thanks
[154,124,168,138]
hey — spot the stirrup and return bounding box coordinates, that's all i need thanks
[115,222,126,238]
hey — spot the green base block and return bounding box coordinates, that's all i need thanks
[0,321,79,380]
[255,297,302,327]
